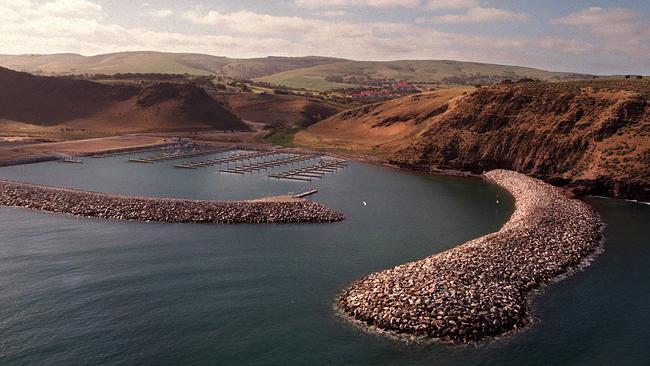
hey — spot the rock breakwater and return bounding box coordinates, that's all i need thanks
[0,180,344,224]
[337,169,603,343]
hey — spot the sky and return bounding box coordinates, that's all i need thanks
[1,0,649,74]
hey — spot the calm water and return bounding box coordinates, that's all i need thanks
[0,152,648,365]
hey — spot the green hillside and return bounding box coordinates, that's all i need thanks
[0,52,343,79]
[256,60,592,91]
[0,52,595,92]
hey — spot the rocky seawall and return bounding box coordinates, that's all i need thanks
[337,169,603,343]
[0,180,344,224]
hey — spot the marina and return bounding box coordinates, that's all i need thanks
[174,151,291,169]
[269,159,348,181]
[128,145,232,163]
[219,153,322,174]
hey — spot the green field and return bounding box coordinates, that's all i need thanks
[256,59,592,91]
[265,130,296,147]
[257,75,357,91]
[0,52,596,93]
[0,52,342,79]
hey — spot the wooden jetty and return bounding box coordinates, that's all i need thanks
[129,146,232,163]
[219,154,321,174]
[174,150,280,169]
[91,143,183,158]
[60,158,83,163]
[269,159,347,181]
[293,189,318,198]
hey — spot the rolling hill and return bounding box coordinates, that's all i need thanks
[296,79,650,200]
[0,67,249,136]
[0,52,594,92]
[0,52,344,79]
[256,60,593,91]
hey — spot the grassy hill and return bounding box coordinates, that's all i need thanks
[0,52,595,92]
[256,60,593,91]
[0,52,344,79]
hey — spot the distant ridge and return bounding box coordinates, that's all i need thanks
[255,59,593,91]
[0,52,345,79]
[0,51,593,90]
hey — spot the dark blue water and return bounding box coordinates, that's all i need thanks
[0,154,648,365]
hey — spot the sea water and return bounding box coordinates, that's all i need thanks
[0,152,647,365]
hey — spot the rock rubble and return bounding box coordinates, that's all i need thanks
[0,180,344,224]
[337,169,603,343]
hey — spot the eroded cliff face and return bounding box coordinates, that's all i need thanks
[394,81,649,200]
[300,80,649,201]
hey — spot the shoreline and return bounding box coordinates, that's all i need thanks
[298,146,650,203]
[0,135,175,167]
[0,179,344,224]
[4,134,644,203]
[336,169,604,344]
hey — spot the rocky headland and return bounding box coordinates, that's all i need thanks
[0,179,344,224]
[337,169,603,343]
[298,80,650,201]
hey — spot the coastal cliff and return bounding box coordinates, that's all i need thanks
[297,80,650,201]
[337,169,603,343]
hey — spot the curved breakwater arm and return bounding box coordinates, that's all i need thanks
[337,169,604,343]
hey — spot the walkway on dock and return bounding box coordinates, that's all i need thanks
[92,143,183,158]
[293,189,318,198]
[220,154,322,174]
[174,150,280,169]
[129,146,232,163]
[269,159,347,181]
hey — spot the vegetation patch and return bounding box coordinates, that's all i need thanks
[264,128,297,147]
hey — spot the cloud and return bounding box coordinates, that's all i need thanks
[552,6,638,28]
[294,0,420,9]
[295,0,480,9]
[538,37,594,55]
[423,0,479,9]
[0,1,646,74]
[317,10,350,18]
[182,10,325,34]
[40,0,102,17]
[551,7,650,59]
[147,9,173,18]
[0,1,294,56]
[425,7,529,23]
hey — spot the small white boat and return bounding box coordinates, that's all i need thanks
[60,157,83,163]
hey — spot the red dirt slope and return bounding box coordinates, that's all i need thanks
[0,67,248,132]
[300,80,650,200]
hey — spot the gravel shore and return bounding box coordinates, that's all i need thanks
[337,169,604,343]
[0,180,344,224]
